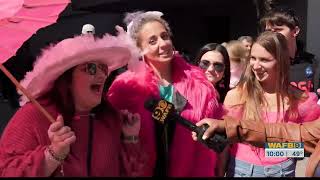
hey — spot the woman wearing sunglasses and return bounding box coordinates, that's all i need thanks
[0,31,147,176]
[194,43,231,103]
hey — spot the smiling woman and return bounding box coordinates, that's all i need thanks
[72,62,108,112]
[0,30,148,177]
[194,43,231,103]
[107,11,223,177]
[250,43,278,85]
[209,31,320,177]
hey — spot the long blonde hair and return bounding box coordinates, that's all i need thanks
[238,31,300,122]
[224,40,248,65]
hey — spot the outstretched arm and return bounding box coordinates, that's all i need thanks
[193,116,320,153]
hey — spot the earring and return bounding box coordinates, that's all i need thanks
[172,46,176,56]
[141,55,146,62]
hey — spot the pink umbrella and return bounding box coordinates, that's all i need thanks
[0,0,70,122]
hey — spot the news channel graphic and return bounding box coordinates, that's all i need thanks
[265,142,304,158]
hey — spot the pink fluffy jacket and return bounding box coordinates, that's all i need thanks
[107,55,223,177]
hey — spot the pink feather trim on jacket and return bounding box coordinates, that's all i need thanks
[107,55,223,177]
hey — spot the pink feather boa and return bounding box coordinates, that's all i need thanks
[107,55,223,177]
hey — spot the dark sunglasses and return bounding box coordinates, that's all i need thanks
[199,60,225,73]
[84,63,108,75]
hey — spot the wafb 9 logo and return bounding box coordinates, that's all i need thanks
[265,142,304,158]
[265,142,304,149]
[151,100,173,124]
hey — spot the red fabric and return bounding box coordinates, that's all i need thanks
[0,101,146,177]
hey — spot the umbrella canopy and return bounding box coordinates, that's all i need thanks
[0,0,70,63]
[0,0,70,123]
[4,10,124,81]
[1,5,125,113]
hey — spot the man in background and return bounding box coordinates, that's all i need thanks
[259,7,319,176]
[259,7,319,93]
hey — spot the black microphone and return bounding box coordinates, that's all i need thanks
[144,98,228,153]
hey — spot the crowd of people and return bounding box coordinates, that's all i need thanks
[0,6,319,177]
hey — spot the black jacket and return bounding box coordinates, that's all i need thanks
[290,50,319,93]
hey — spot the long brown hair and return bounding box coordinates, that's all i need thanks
[238,31,299,122]
[48,68,75,125]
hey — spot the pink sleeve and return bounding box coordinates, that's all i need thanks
[0,105,48,177]
[299,92,320,122]
[201,84,222,119]
[120,142,148,177]
[107,72,148,113]
[208,102,226,119]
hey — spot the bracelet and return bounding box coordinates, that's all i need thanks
[46,146,67,162]
[122,135,139,143]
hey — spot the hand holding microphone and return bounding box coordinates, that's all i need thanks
[144,98,228,153]
[191,118,226,141]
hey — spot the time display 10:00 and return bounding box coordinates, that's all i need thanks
[265,149,304,157]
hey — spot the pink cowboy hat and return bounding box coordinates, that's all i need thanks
[19,31,140,106]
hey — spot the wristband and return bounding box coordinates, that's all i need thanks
[46,146,67,162]
[122,135,139,143]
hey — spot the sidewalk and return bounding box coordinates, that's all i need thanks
[295,157,308,177]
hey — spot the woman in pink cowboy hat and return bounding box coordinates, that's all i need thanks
[107,11,223,177]
[0,30,147,177]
